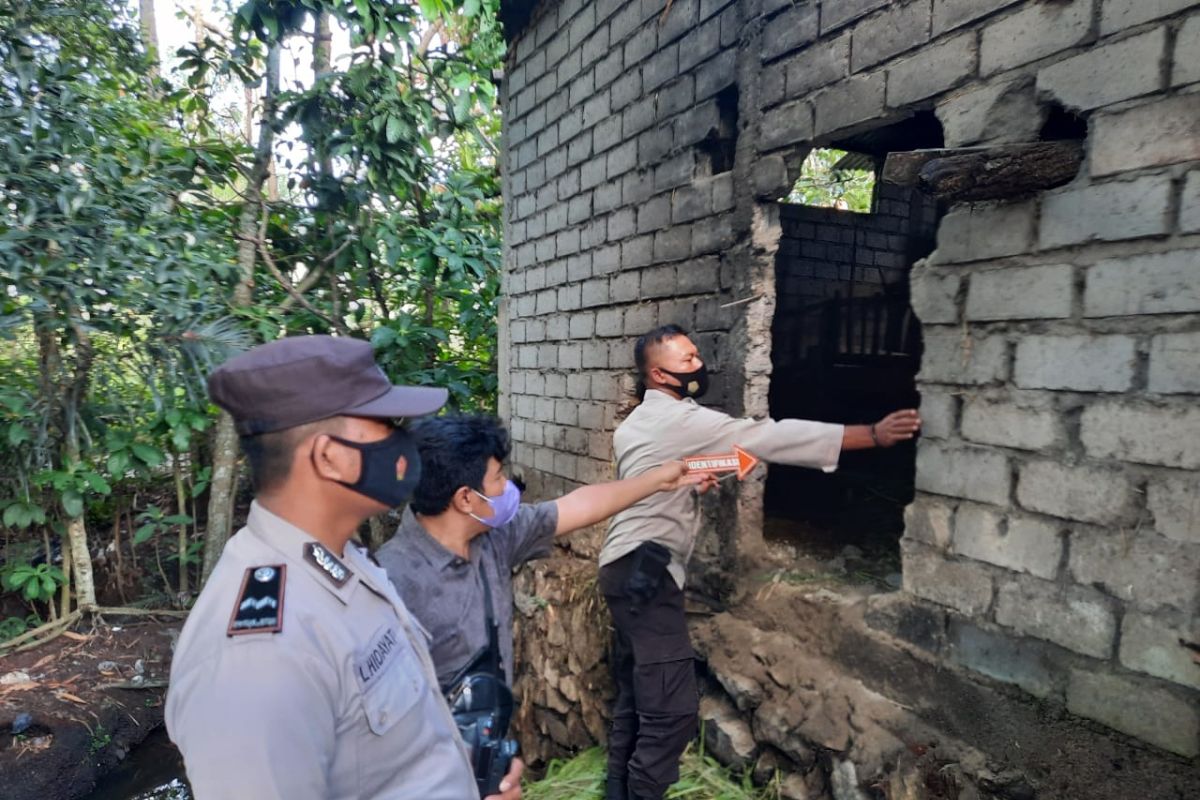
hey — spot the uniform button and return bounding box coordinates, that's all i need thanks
[379,711,389,724]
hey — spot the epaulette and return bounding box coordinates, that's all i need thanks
[304,542,353,587]
[227,565,286,636]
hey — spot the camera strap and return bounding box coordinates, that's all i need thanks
[477,562,502,679]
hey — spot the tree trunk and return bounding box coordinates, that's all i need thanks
[61,320,97,612]
[59,531,72,619]
[65,516,96,612]
[42,528,57,622]
[174,454,190,597]
[201,417,239,582]
[314,11,332,78]
[201,43,282,585]
[139,0,159,75]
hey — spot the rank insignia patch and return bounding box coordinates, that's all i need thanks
[304,542,353,588]
[227,564,286,636]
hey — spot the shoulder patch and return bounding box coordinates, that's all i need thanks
[304,542,353,587]
[227,565,286,636]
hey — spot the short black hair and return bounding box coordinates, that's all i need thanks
[239,418,345,493]
[409,414,511,515]
[633,324,689,400]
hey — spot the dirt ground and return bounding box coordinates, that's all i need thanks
[0,617,181,800]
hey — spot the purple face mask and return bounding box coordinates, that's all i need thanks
[470,480,522,529]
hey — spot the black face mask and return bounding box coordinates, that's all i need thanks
[661,365,709,399]
[329,428,422,508]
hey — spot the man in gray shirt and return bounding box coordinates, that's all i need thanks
[167,336,522,799]
[600,324,921,800]
[376,414,708,690]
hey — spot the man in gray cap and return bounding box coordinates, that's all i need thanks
[166,335,522,799]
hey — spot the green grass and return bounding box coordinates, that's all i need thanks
[523,744,779,800]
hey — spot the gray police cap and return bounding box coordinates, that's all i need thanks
[207,335,448,436]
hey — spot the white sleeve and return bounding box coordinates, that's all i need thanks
[681,403,844,472]
[168,644,337,799]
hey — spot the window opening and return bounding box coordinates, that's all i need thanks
[765,113,946,588]
[785,148,878,212]
[696,85,739,175]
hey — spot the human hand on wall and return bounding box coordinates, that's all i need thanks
[871,409,922,447]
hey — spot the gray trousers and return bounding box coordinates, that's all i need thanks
[600,548,699,800]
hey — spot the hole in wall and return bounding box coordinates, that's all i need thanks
[786,149,878,213]
[1038,102,1088,142]
[763,111,945,585]
[696,85,739,176]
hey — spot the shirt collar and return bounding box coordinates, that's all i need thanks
[642,388,695,407]
[245,501,360,606]
[397,507,474,571]
[644,388,695,403]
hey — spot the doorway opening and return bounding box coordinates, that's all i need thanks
[764,112,945,585]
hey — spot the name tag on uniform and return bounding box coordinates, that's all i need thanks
[227,565,286,636]
[356,626,402,688]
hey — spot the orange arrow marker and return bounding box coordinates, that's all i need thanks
[683,445,761,481]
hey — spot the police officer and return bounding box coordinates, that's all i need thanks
[166,335,523,799]
[600,325,921,800]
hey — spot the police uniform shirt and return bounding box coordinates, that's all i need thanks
[166,502,476,799]
[600,389,844,588]
[377,503,558,689]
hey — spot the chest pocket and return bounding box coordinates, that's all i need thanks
[355,625,426,735]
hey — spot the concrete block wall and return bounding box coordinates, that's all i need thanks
[894,0,1200,757]
[499,0,746,505]
[500,0,1200,763]
[773,183,936,369]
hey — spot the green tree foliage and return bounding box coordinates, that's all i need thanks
[0,0,247,614]
[182,0,504,408]
[0,0,505,625]
[786,148,876,213]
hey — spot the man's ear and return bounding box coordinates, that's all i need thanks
[649,365,674,386]
[310,434,358,483]
[450,485,476,514]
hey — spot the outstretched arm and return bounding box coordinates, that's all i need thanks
[842,409,922,451]
[553,462,711,535]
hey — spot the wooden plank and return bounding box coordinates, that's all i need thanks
[881,141,1084,202]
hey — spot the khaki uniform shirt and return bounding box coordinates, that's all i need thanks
[166,502,475,799]
[377,503,557,689]
[600,390,844,588]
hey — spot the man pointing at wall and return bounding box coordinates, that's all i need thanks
[600,324,921,800]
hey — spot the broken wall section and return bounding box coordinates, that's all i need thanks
[498,0,1200,781]
[900,20,1200,767]
[728,0,1200,763]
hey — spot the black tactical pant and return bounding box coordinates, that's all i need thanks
[599,546,699,800]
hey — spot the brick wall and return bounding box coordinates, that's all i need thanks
[500,0,1200,770]
[500,0,749,510]
[773,183,936,369]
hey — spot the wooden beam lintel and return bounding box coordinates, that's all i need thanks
[881,141,1084,202]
